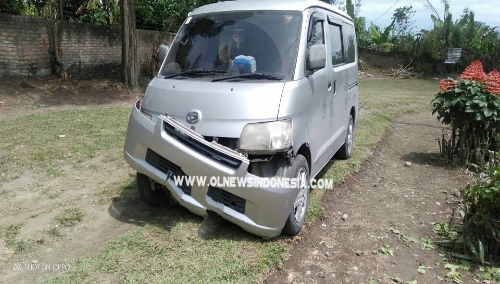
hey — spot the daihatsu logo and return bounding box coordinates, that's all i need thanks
[186,110,202,124]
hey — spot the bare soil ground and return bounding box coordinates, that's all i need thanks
[0,77,145,283]
[0,76,141,120]
[265,111,472,283]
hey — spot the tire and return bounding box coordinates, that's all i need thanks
[282,154,310,236]
[136,173,169,207]
[335,114,354,160]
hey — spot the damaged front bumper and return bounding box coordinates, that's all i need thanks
[123,101,299,238]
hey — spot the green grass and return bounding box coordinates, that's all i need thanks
[47,167,63,177]
[30,102,47,110]
[55,207,84,227]
[47,226,62,238]
[0,107,130,182]
[0,77,439,283]
[3,223,22,244]
[13,239,33,253]
[46,212,287,283]
[2,222,33,253]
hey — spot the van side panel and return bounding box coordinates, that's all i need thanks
[278,79,311,159]
[279,8,358,179]
[342,21,359,124]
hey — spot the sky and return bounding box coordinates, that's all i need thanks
[359,0,500,32]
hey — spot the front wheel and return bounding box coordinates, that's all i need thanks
[282,154,310,235]
[136,173,169,207]
[335,114,354,160]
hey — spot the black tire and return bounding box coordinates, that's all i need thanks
[335,114,354,160]
[136,173,169,207]
[282,154,310,236]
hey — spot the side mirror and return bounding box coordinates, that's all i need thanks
[158,44,170,63]
[307,44,326,71]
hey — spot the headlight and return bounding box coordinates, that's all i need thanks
[238,120,292,154]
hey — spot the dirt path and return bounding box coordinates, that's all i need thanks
[265,111,470,283]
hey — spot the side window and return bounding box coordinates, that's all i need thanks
[308,20,324,46]
[306,15,325,70]
[343,23,356,64]
[329,23,344,65]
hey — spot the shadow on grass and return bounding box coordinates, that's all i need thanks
[316,159,339,180]
[107,179,286,242]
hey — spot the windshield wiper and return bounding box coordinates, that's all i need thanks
[212,73,282,82]
[164,69,228,79]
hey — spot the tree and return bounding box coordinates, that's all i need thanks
[417,0,441,20]
[355,16,370,47]
[415,0,500,72]
[320,0,346,11]
[368,21,394,50]
[195,0,218,8]
[58,0,62,19]
[80,0,118,25]
[354,0,361,17]
[43,2,67,78]
[345,0,354,19]
[391,6,415,38]
[120,0,139,88]
[0,0,25,14]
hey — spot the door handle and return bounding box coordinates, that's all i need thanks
[332,81,337,95]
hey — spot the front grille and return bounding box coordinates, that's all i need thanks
[207,186,246,214]
[145,148,181,175]
[163,122,242,169]
[145,149,191,195]
[203,136,238,150]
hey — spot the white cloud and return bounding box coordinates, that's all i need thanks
[359,0,499,31]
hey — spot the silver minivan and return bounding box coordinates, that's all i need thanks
[124,0,358,238]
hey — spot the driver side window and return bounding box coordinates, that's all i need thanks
[308,20,324,47]
[306,15,325,70]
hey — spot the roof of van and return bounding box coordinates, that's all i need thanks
[190,0,352,21]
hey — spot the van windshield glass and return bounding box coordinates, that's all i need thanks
[159,11,302,81]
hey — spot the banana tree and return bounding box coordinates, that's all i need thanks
[368,20,394,50]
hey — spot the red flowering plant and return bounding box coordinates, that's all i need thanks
[431,60,500,167]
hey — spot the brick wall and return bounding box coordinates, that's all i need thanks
[59,21,122,79]
[0,14,51,77]
[0,14,175,79]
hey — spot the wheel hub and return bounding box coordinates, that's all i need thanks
[293,167,308,224]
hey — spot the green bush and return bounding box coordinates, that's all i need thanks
[462,166,500,263]
[434,166,500,264]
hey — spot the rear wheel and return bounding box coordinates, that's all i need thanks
[335,114,354,160]
[282,154,310,235]
[136,173,169,207]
